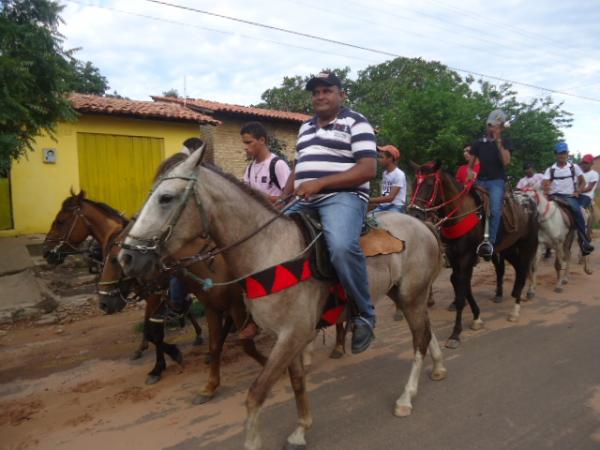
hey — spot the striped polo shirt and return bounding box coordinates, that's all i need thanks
[294,107,377,203]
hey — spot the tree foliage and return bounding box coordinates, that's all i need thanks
[162,88,179,97]
[0,0,109,172]
[258,57,572,179]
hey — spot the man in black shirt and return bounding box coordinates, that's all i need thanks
[468,110,513,259]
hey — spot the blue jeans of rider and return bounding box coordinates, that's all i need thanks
[372,203,406,214]
[169,277,187,309]
[286,192,376,326]
[554,194,591,245]
[477,178,505,246]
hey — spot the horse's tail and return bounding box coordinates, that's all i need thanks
[423,221,444,281]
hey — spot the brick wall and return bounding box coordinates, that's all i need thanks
[209,116,301,178]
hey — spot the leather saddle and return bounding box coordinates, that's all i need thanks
[473,186,523,235]
[549,195,575,228]
[290,211,405,281]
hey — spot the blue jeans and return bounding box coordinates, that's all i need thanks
[554,194,591,245]
[477,179,505,245]
[578,195,592,209]
[169,277,187,308]
[373,203,406,214]
[286,193,375,324]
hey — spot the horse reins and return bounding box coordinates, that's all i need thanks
[409,169,480,226]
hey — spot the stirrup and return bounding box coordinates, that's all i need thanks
[476,240,494,260]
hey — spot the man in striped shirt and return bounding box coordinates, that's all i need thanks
[281,71,378,354]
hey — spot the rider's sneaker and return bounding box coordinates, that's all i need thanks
[351,316,375,354]
[477,241,494,261]
[581,242,595,256]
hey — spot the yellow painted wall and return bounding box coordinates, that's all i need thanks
[0,114,201,236]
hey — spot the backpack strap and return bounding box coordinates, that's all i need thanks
[570,163,576,192]
[268,156,282,190]
[550,167,555,181]
[245,161,253,182]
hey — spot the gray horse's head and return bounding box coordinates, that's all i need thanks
[118,146,206,280]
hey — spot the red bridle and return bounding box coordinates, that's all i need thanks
[409,169,476,223]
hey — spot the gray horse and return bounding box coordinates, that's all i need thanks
[118,148,447,450]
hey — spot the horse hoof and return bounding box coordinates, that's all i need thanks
[393,310,404,321]
[493,295,503,304]
[585,268,593,275]
[170,349,184,366]
[562,279,568,285]
[146,375,161,385]
[394,404,412,417]
[554,287,563,293]
[445,339,460,349]
[430,367,448,381]
[193,335,204,346]
[192,392,214,405]
[447,303,457,312]
[526,291,535,300]
[283,443,306,450]
[470,319,483,331]
[507,314,519,323]
[329,349,344,359]
[130,351,143,361]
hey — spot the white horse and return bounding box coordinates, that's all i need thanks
[118,148,447,450]
[525,189,590,293]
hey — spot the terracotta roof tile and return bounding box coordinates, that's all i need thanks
[69,93,220,125]
[151,96,311,123]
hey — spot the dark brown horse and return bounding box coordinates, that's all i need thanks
[43,191,205,360]
[98,226,266,395]
[409,161,539,348]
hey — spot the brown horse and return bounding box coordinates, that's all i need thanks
[409,161,539,349]
[43,190,126,265]
[43,191,205,358]
[118,148,447,450]
[99,224,267,395]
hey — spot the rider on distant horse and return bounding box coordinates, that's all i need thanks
[542,142,595,255]
[281,71,378,353]
[468,109,513,259]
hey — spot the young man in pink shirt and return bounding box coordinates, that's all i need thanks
[241,121,291,203]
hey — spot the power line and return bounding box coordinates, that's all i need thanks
[64,0,382,65]
[142,0,600,103]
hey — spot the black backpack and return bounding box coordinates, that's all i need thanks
[549,163,577,192]
[245,156,287,190]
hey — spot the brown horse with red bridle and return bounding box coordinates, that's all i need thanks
[409,161,539,349]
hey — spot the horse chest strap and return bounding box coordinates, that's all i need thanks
[441,213,480,239]
[244,258,313,299]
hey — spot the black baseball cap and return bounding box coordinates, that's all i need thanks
[305,71,342,91]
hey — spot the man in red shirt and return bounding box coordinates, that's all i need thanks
[455,144,480,184]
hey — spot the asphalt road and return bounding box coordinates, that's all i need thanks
[166,265,600,450]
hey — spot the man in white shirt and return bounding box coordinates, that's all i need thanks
[516,162,544,191]
[580,154,598,208]
[543,141,593,255]
[370,145,407,213]
[241,121,291,202]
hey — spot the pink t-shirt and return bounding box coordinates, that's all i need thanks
[243,153,291,197]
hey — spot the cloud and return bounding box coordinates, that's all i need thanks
[59,0,600,155]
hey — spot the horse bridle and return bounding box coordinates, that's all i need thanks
[409,169,479,227]
[120,173,210,255]
[121,169,295,268]
[45,206,93,258]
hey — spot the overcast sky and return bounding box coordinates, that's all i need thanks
[60,0,600,157]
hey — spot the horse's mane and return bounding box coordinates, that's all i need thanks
[201,162,282,214]
[63,193,128,224]
[154,153,188,181]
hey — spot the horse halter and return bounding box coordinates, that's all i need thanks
[45,206,92,258]
[120,172,210,255]
[409,168,478,227]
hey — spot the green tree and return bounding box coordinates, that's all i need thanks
[256,67,353,114]
[66,57,109,95]
[0,0,109,172]
[258,58,572,179]
[162,88,179,97]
